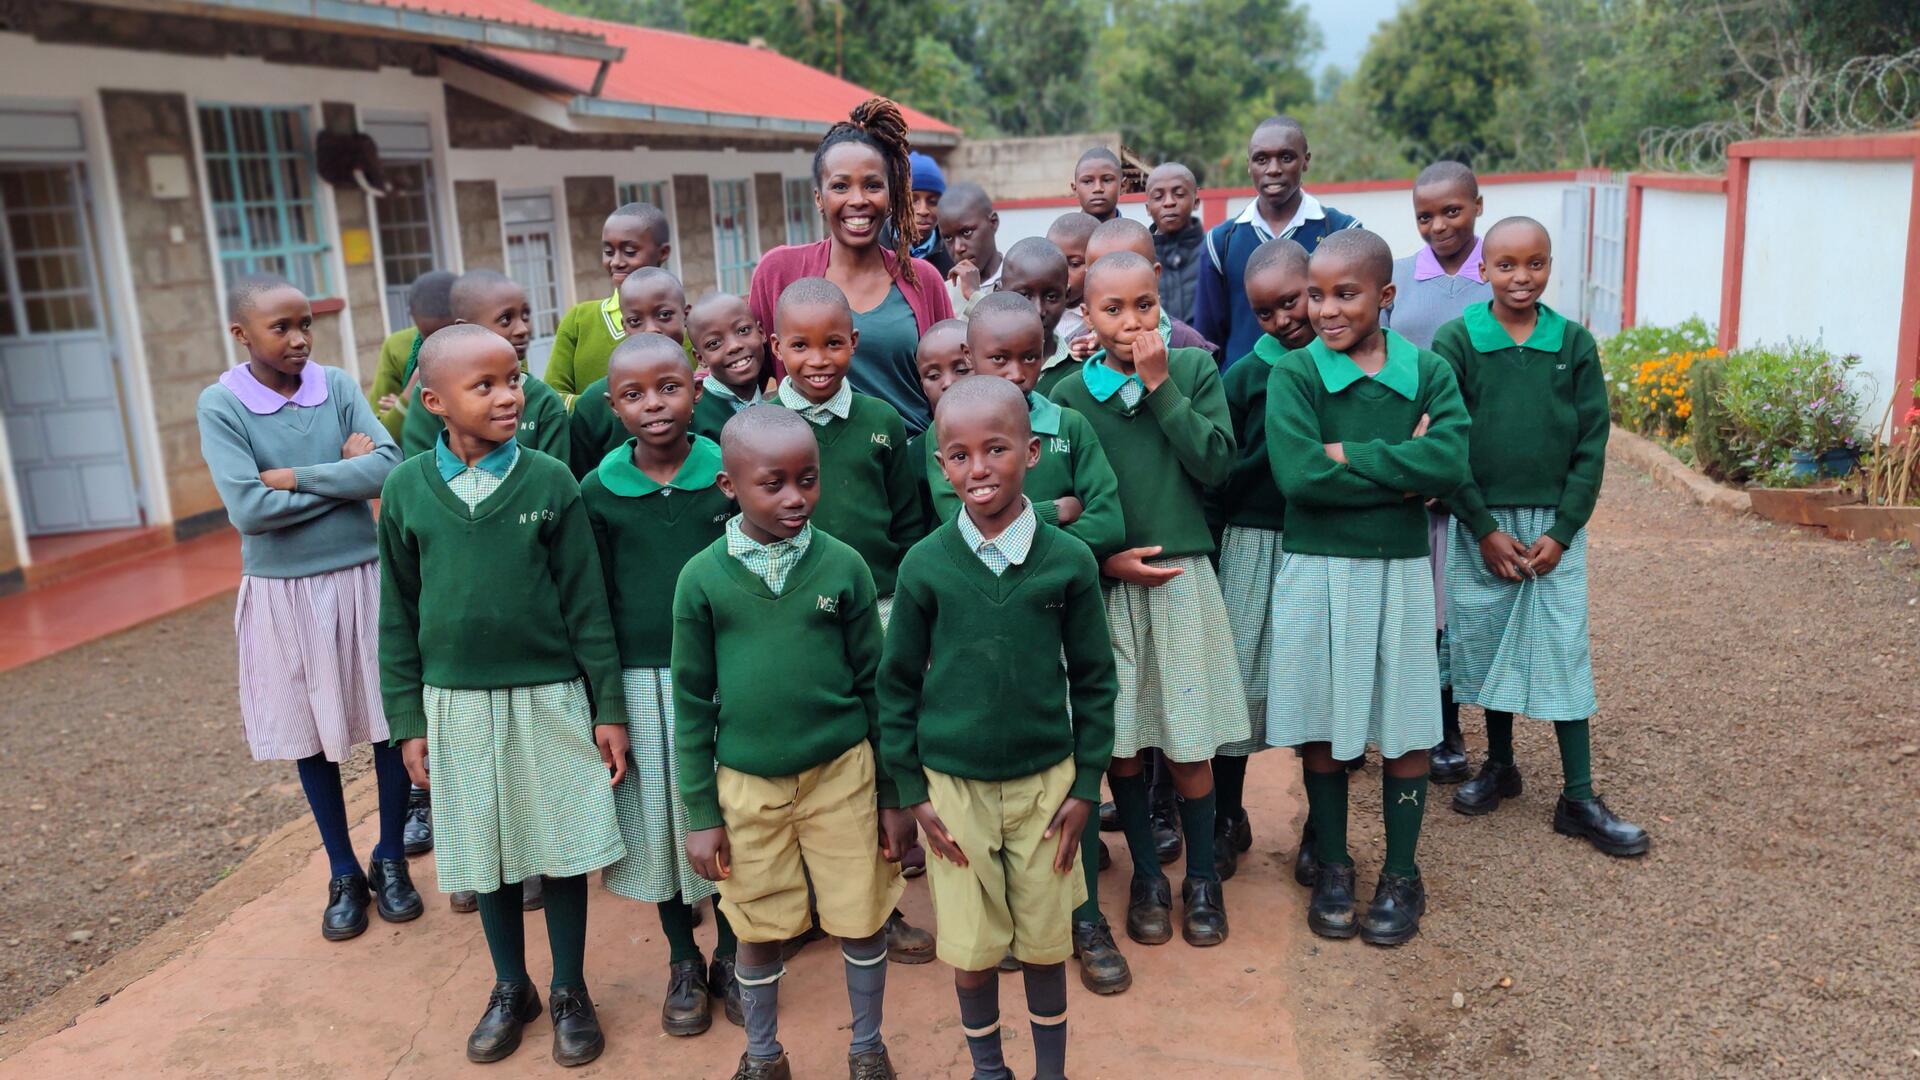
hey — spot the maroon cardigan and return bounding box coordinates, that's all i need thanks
[748,241,953,375]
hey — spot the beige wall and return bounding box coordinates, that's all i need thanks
[673,175,716,296]
[454,179,503,272]
[948,131,1134,201]
[565,175,617,304]
[754,173,787,260]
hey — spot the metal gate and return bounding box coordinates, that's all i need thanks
[1576,170,1626,337]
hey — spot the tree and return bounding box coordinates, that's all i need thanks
[1355,0,1540,160]
[897,34,995,136]
[971,0,1101,136]
[1095,0,1320,183]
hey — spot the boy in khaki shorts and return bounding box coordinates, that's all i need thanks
[879,376,1118,1080]
[674,404,913,1080]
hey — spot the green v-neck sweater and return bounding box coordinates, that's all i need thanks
[1048,347,1236,559]
[1265,345,1471,558]
[399,373,570,469]
[1431,315,1609,546]
[670,533,894,831]
[926,404,1126,561]
[776,392,927,595]
[376,450,626,740]
[878,520,1117,808]
[567,377,623,480]
[581,471,733,669]
[1213,339,1289,530]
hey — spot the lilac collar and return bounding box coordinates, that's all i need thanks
[1414,234,1484,282]
[220,361,329,414]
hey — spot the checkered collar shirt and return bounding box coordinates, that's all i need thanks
[956,498,1036,576]
[725,514,813,596]
[777,376,852,425]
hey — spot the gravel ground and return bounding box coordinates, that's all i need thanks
[0,593,370,1025]
[1286,455,1920,1078]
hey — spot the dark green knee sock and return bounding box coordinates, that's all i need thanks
[1178,789,1219,883]
[1108,772,1160,881]
[1381,773,1428,878]
[713,899,738,958]
[1301,767,1351,867]
[1073,804,1102,923]
[1486,710,1515,767]
[657,899,700,964]
[542,874,589,992]
[475,879,528,985]
[1555,719,1594,800]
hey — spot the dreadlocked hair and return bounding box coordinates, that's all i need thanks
[813,97,918,286]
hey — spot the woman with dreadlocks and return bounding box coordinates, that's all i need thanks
[749,98,954,435]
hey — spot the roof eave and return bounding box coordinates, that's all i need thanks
[567,95,959,145]
[84,0,624,62]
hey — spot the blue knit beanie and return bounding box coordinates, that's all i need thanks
[909,152,946,195]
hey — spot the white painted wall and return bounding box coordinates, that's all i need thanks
[1634,188,1725,328]
[1741,158,1912,426]
[993,201,1153,252]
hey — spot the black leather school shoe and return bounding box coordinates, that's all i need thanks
[466,980,540,1063]
[709,953,745,1026]
[549,986,606,1066]
[1294,821,1318,887]
[1125,874,1173,945]
[1358,872,1427,946]
[1306,862,1359,940]
[1099,799,1120,831]
[322,871,370,942]
[660,957,712,1036]
[1072,917,1132,994]
[449,889,479,913]
[367,857,423,922]
[520,874,545,911]
[1213,814,1240,881]
[1180,877,1228,946]
[1553,795,1651,856]
[1151,803,1183,864]
[401,786,432,854]
[1452,761,1522,816]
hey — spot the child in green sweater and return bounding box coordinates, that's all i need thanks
[907,318,972,533]
[568,267,690,479]
[399,270,569,467]
[1433,216,1648,856]
[690,292,772,441]
[1049,251,1248,951]
[543,200,671,403]
[368,269,455,442]
[1212,237,1316,884]
[580,335,743,1037]
[379,324,629,1066]
[674,404,912,1080]
[999,238,1073,394]
[1264,230,1470,947]
[880,375,1118,1080]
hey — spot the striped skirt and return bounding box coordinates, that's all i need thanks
[424,677,626,894]
[1265,553,1442,762]
[233,560,386,762]
[1445,508,1596,722]
[1104,554,1251,763]
[1430,509,1453,687]
[1216,525,1283,755]
[603,668,717,905]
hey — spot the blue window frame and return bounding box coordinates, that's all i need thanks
[197,104,330,295]
[710,178,755,295]
[784,176,819,246]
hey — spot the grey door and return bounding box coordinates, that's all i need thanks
[0,163,141,534]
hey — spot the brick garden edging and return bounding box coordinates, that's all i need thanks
[1608,424,1754,517]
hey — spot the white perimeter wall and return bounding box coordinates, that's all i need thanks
[1740,158,1912,425]
[1634,188,1725,328]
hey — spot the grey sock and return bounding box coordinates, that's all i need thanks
[842,929,889,1055]
[736,957,785,1060]
[956,972,1012,1080]
[1024,962,1069,1080]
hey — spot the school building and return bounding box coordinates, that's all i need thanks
[0,0,956,592]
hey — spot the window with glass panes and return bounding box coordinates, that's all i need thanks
[375,159,441,333]
[784,177,819,246]
[618,180,667,209]
[197,105,329,295]
[0,165,100,336]
[710,179,755,294]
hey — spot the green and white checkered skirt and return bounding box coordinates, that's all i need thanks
[424,678,626,894]
[876,593,894,632]
[1445,507,1596,722]
[1216,525,1283,755]
[1430,509,1452,687]
[1265,553,1443,761]
[602,668,717,905]
[1104,554,1251,763]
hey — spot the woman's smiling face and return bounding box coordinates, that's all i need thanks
[815,142,890,251]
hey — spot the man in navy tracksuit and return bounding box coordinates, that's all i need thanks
[1190,116,1361,366]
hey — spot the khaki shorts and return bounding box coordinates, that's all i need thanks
[924,757,1085,970]
[715,741,903,943]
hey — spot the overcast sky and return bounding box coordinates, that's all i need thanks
[1305,0,1403,77]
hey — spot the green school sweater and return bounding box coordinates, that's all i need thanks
[671,532,894,831]
[580,437,733,668]
[369,327,418,441]
[542,296,625,401]
[776,392,927,595]
[693,388,750,443]
[1035,357,1083,397]
[1049,347,1235,559]
[1213,334,1291,531]
[878,520,1117,807]
[1265,331,1471,559]
[1431,303,1609,547]
[399,372,570,469]
[904,430,937,535]
[376,449,626,740]
[926,398,1126,561]
[567,377,623,481]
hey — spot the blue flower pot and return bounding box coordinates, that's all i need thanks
[1788,449,1820,480]
[1817,448,1858,478]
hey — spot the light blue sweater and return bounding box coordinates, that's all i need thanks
[196,364,398,578]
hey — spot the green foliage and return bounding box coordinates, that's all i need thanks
[1297,78,1419,183]
[1716,341,1866,481]
[1686,353,1738,481]
[970,0,1101,136]
[900,34,993,136]
[1598,317,1716,427]
[1355,0,1539,158]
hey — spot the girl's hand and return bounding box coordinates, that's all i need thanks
[1044,796,1092,873]
[1132,331,1169,391]
[686,826,731,882]
[1478,531,1532,582]
[341,432,376,459]
[1068,326,1099,360]
[1412,412,1431,438]
[377,393,401,412]
[258,468,296,491]
[1102,546,1183,587]
[1053,496,1084,526]
[400,738,430,787]
[877,807,917,863]
[947,259,981,301]
[910,802,968,867]
[1322,442,1348,464]
[594,724,629,786]
[1522,534,1565,577]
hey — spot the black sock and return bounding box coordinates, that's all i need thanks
[1213,754,1248,823]
[294,754,358,878]
[1024,962,1069,1080]
[542,874,588,992]
[475,880,528,985]
[1073,807,1102,923]
[713,899,738,958]
[369,740,410,862]
[1487,710,1515,767]
[657,899,700,964]
[1108,771,1160,881]
[1179,789,1220,883]
[956,973,1010,1079]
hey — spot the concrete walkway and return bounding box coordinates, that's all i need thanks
[0,770,1307,1078]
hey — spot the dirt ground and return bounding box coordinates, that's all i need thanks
[3,451,1919,1075]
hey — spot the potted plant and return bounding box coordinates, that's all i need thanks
[1721,342,1867,528]
[1830,388,1920,541]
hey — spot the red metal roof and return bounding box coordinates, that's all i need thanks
[405,0,957,136]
